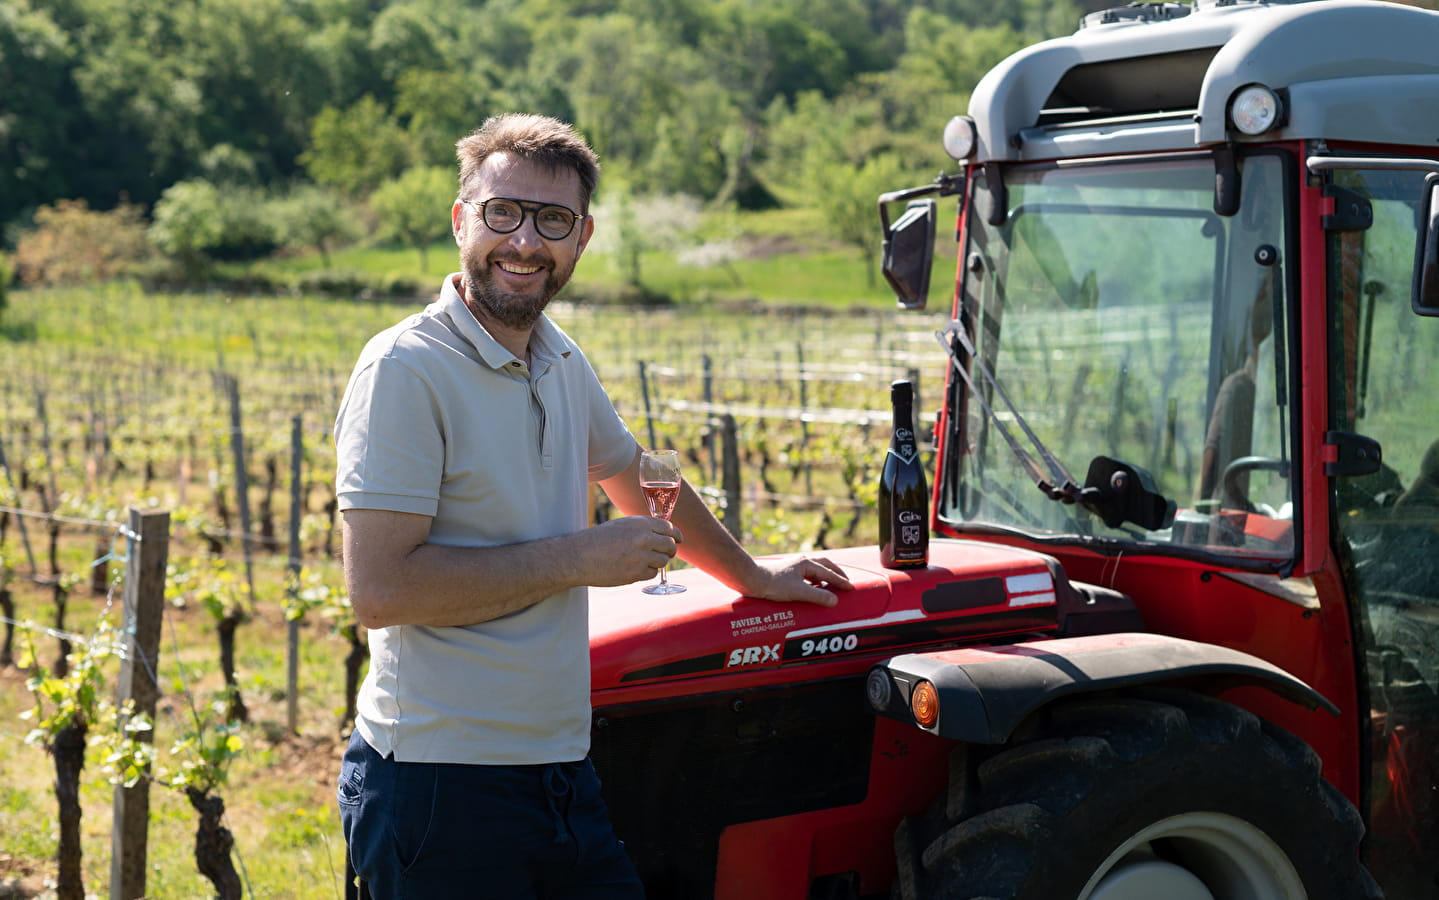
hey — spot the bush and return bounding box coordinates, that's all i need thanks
[149,180,284,279]
[207,188,280,262]
[12,200,152,286]
[149,181,227,278]
[288,269,423,300]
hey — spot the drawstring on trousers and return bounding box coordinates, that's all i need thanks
[542,763,578,850]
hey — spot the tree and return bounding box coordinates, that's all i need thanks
[588,188,704,289]
[698,1,848,114]
[274,184,360,268]
[371,166,456,271]
[394,66,496,168]
[812,152,908,286]
[300,96,413,197]
[0,1,81,224]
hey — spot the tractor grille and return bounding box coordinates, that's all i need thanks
[590,677,874,899]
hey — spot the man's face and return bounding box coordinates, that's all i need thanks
[452,152,593,332]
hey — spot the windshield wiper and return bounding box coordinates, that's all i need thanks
[936,321,1176,532]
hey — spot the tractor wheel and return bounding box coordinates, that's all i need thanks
[891,689,1381,900]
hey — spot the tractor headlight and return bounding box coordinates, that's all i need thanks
[943,115,978,161]
[1230,85,1283,136]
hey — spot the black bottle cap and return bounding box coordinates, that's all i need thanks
[891,379,913,403]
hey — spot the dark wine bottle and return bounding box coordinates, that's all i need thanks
[878,379,929,569]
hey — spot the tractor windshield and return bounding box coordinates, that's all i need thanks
[941,152,1294,561]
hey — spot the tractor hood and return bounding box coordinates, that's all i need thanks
[588,539,1061,692]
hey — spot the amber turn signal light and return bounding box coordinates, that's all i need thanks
[910,679,939,728]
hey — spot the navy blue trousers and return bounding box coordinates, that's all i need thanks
[339,730,644,899]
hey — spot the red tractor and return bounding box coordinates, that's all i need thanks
[587,1,1439,897]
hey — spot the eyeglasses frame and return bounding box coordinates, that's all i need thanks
[459,196,585,241]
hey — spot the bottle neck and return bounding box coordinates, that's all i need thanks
[891,403,916,458]
[891,403,913,433]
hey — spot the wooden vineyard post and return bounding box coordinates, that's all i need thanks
[796,343,812,496]
[110,507,171,900]
[702,355,717,482]
[637,360,659,450]
[222,374,257,606]
[719,414,742,541]
[286,416,302,735]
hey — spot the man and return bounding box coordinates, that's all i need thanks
[334,113,850,898]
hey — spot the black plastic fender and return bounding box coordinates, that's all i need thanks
[865,631,1338,743]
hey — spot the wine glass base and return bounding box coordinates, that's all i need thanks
[642,583,687,595]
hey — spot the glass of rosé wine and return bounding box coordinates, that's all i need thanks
[639,449,685,595]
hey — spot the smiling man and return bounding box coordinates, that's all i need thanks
[333,113,849,899]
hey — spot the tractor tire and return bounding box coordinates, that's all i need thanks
[891,689,1382,900]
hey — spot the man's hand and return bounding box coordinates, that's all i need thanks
[744,556,853,608]
[579,515,680,587]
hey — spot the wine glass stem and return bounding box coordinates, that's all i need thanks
[657,566,669,588]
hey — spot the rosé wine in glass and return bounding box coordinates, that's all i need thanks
[639,450,685,594]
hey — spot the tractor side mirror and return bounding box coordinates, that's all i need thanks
[880,198,936,311]
[1414,173,1439,317]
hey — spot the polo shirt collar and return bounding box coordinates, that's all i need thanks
[438,273,573,371]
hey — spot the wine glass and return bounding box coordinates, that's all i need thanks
[639,449,686,595]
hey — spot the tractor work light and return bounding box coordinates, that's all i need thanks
[910,679,940,728]
[943,115,978,161]
[865,667,893,711]
[1230,85,1283,135]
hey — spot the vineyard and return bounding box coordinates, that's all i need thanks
[0,282,950,898]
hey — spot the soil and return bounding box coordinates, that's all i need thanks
[0,855,45,900]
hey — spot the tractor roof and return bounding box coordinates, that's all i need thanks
[968,0,1439,163]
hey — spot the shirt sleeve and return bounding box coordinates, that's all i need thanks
[334,354,445,516]
[581,353,639,481]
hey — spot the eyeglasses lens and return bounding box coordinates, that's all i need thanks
[480,199,575,240]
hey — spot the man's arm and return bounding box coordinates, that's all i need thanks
[342,507,680,629]
[598,451,852,606]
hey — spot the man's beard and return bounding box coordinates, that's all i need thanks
[460,243,574,331]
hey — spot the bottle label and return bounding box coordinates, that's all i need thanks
[888,445,918,465]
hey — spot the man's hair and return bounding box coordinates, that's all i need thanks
[456,113,600,212]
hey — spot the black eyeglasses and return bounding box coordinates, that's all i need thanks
[461,197,582,240]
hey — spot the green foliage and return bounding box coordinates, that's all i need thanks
[302,95,414,196]
[812,152,908,282]
[273,183,362,268]
[148,180,227,275]
[395,66,495,167]
[166,712,244,793]
[371,165,455,270]
[284,570,353,627]
[3,0,1091,244]
[588,190,704,289]
[20,615,124,748]
[168,556,248,621]
[0,252,11,311]
[148,180,287,276]
[0,0,80,218]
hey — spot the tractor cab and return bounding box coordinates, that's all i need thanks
[880,1,1439,894]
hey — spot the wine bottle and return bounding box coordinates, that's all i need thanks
[879,379,929,569]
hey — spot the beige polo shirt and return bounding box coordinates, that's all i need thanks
[334,274,637,765]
